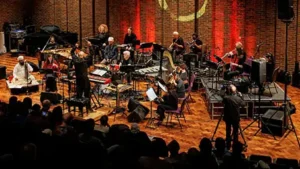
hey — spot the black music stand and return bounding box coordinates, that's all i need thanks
[146,87,158,129]
[183,53,198,83]
[211,55,224,90]
[110,80,126,121]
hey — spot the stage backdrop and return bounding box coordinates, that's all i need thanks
[26,0,300,71]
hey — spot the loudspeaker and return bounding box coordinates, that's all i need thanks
[127,98,149,122]
[278,0,294,21]
[127,105,149,123]
[0,66,6,79]
[40,92,62,104]
[251,59,266,84]
[262,109,287,137]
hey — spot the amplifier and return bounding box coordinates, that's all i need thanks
[262,109,287,136]
[10,30,26,38]
[251,59,266,84]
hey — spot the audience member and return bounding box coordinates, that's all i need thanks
[95,115,110,134]
[198,137,219,169]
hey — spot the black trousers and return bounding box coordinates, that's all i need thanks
[225,120,239,150]
[157,104,175,121]
[76,76,91,109]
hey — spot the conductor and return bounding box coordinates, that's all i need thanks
[222,84,246,150]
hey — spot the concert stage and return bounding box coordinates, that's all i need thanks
[200,76,291,119]
[0,54,300,160]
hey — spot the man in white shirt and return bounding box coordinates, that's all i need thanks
[12,56,35,85]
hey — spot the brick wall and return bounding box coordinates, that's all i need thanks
[0,0,32,31]
[5,0,299,72]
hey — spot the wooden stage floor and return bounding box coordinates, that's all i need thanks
[0,53,300,160]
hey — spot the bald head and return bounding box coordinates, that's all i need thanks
[230,84,237,94]
[173,31,179,38]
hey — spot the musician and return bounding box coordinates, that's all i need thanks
[168,73,185,98]
[124,27,137,48]
[101,37,118,64]
[97,24,109,47]
[224,42,247,80]
[156,83,178,123]
[73,51,93,112]
[222,84,246,150]
[46,36,58,49]
[169,31,185,59]
[43,54,59,72]
[120,50,133,84]
[175,63,189,88]
[43,54,59,92]
[190,33,203,54]
[12,56,35,85]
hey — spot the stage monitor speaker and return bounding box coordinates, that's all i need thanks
[278,0,294,21]
[40,92,62,104]
[251,59,266,85]
[127,98,149,123]
[262,109,287,137]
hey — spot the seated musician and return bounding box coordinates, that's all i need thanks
[101,37,118,64]
[156,83,178,123]
[119,50,133,84]
[43,54,59,92]
[175,63,189,88]
[12,56,36,85]
[169,73,185,98]
[224,42,247,80]
[169,31,185,61]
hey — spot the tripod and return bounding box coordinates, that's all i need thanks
[211,107,247,149]
[280,20,300,147]
[242,84,276,140]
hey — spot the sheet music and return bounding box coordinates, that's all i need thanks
[146,88,157,101]
[158,81,168,92]
[92,69,107,76]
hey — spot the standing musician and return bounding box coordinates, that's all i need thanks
[123,27,137,61]
[124,27,137,48]
[72,50,94,112]
[168,73,185,98]
[101,37,118,64]
[189,33,203,54]
[224,42,247,80]
[119,50,133,84]
[12,56,35,85]
[169,31,185,60]
[97,24,109,48]
[156,83,178,123]
[222,84,246,150]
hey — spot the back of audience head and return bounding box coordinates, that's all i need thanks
[130,123,140,134]
[100,115,109,127]
[215,137,226,152]
[9,96,18,105]
[31,104,41,116]
[232,141,244,157]
[168,140,180,157]
[23,97,32,110]
[151,137,168,158]
[84,118,95,135]
[20,143,37,160]
[51,106,63,124]
[199,137,212,154]
[42,99,51,112]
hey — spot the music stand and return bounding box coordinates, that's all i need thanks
[111,80,126,121]
[211,55,225,90]
[146,87,158,129]
[139,42,153,49]
[183,53,198,83]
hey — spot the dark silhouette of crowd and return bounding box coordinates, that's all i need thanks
[0,96,298,169]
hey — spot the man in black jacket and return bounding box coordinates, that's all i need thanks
[222,84,246,150]
[156,84,178,122]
